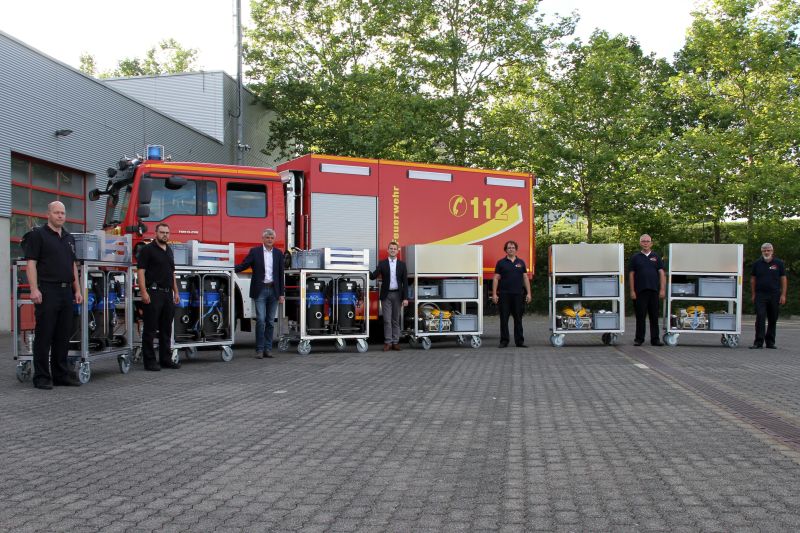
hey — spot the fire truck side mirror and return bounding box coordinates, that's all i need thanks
[139,177,154,205]
[88,189,101,201]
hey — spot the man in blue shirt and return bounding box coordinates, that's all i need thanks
[749,243,787,349]
[628,234,665,346]
[492,240,532,348]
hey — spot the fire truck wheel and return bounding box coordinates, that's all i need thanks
[470,336,482,349]
[77,362,91,384]
[16,361,32,383]
[334,338,346,352]
[550,334,565,348]
[421,337,432,350]
[278,337,291,352]
[220,346,234,362]
[724,334,739,349]
[356,339,369,353]
[118,354,131,374]
[297,340,312,356]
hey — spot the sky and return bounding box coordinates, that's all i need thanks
[0,0,699,77]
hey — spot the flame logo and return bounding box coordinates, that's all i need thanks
[449,195,467,217]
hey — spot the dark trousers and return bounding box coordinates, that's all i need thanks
[142,290,174,366]
[634,289,660,343]
[33,285,74,386]
[499,293,524,346]
[754,292,780,347]
[382,290,403,344]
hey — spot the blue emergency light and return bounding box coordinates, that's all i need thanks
[146,145,164,161]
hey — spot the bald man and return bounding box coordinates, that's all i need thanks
[628,234,666,346]
[23,201,83,389]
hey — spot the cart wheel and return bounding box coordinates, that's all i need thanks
[470,336,482,349]
[456,335,467,347]
[602,333,611,345]
[610,334,619,346]
[663,333,679,347]
[77,362,91,384]
[334,338,346,352]
[725,334,739,349]
[408,337,419,349]
[220,346,234,362]
[16,361,32,383]
[550,334,565,348]
[720,335,729,346]
[278,337,291,352]
[420,337,432,350]
[356,339,369,353]
[297,340,312,356]
[118,354,131,374]
[184,347,199,360]
[171,349,181,365]
[131,347,142,364]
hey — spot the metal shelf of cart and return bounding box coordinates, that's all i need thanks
[278,269,370,356]
[403,245,483,350]
[549,244,626,348]
[662,243,743,348]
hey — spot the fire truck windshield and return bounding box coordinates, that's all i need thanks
[103,182,132,228]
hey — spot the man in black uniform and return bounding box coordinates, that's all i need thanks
[628,234,666,346]
[23,201,83,389]
[137,223,180,370]
[492,240,532,348]
[749,242,787,349]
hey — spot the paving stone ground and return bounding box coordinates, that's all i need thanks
[2,314,800,532]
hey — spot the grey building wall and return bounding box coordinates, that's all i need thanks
[0,30,278,331]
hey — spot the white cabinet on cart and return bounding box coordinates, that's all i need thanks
[549,244,625,347]
[663,243,743,348]
[403,244,483,350]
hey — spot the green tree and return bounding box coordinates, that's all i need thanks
[79,39,199,78]
[663,0,800,236]
[244,0,566,163]
[490,31,671,242]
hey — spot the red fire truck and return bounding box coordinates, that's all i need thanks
[91,149,535,330]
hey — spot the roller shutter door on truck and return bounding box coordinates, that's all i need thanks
[310,193,378,268]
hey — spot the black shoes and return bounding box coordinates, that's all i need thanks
[766,345,777,349]
[498,342,508,348]
[161,362,181,369]
[144,364,161,371]
[749,344,763,349]
[651,340,664,347]
[54,377,81,386]
[634,340,643,346]
[34,382,53,390]
[263,351,275,358]
[516,344,528,348]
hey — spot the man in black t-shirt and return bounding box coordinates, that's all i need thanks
[492,240,532,348]
[137,223,180,370]
[628,234,666,346]
[749,243,787,349]
[23,201,83,389]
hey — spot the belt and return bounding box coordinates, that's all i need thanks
[388,289,399,292]
[40,281,71,288]
[264,282,274,286]
[149,285,172,293]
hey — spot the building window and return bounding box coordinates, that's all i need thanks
[10,155,86,259]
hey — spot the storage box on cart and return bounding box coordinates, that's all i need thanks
[441,279,478,299]
[92,231,131,262]
[452,314,478,331]
[73,233,100,260]
[580,276,618,297]
[592,312,620,330]
[671,283,696,296]
[291,249,323,269]
[555,284,580,297]
[171,243,190,265]
[709,313,736,331]
[698,277,736,298]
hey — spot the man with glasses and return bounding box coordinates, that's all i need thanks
[492,240,531,348]
[749,243,787,349]
[628,234,665,346]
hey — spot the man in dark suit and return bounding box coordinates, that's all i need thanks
[370,241,409,351]
[235,228,285,358]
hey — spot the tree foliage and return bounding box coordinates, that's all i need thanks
[79,39,199,78]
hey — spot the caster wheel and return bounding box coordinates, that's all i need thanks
[297,340,312,356]
[356,339,369,353]
[131,347,142,364]
[602,333,611,345]
[184,347,199,360]
[470,336,482,349]
[456,335,467,347]
[334,338,346,352]
[16,361,32,383]
[77,362,91,384]
[408,337,420,349]
[420,337,432,350]
[720,334,728,346]
[221,346,234,362]
[725,334,739,349]
[118,355,131,374]
[171,349,181,365]
[610,334,618,346]
[550,334,565,347]
[663,333,679,347]
[278,337,291,352]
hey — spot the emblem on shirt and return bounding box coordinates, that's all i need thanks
[769,264,778,270]
[649,257,657,262]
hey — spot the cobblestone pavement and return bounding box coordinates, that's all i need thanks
[2,315,800,532]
